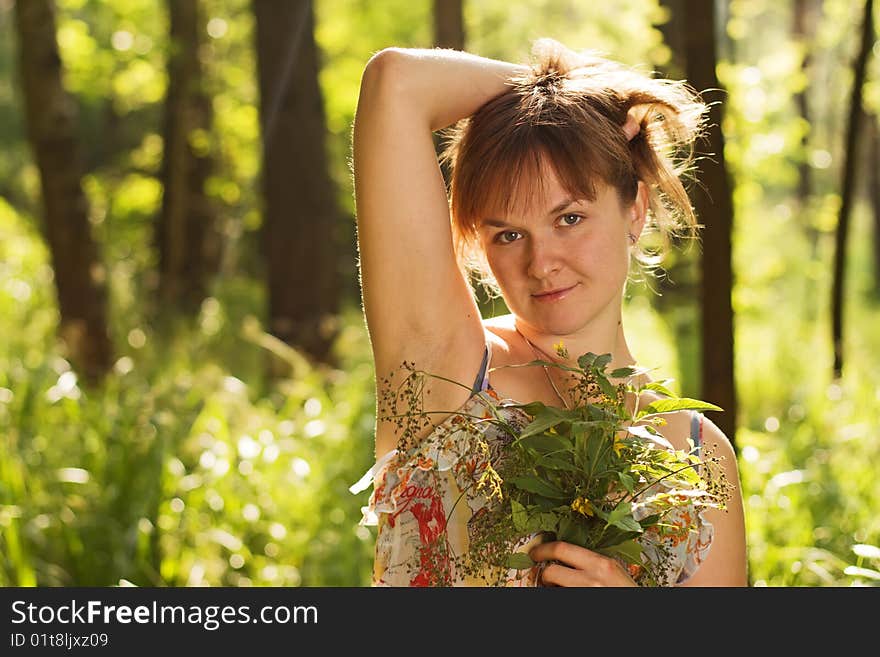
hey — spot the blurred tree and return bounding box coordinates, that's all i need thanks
[832,0,874,378]
[656,0,684,79]
[792,0,818,205]
[870,115,880,298]
[433,0,465,185]
[651,0,700,398]
[682,0,737,444]
[0,2,31,214]
[434,0,465,50]
[254,0,341,365]
[156,0,219,313]
[13,0,112,382]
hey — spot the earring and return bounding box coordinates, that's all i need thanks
[628,232,637,245]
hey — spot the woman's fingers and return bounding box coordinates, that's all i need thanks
[530,540,589,568]
[529,541,637,587]
[622,108,641,141]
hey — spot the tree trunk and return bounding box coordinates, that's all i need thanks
[831,0,873,378]
[656,0,685,79]
[14,0,112,382]
[253,0,340,365]
[433,0,465,50]
[432,0,466,187]
[652,0,701,397]
[157,0,218,313]
[793,0,814,204]
[683,0,737,446]
[870,116,880,299]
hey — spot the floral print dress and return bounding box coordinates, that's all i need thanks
[351,346,714,587]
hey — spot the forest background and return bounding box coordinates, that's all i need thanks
[1,0,878,587]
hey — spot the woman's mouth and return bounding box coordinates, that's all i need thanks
[532,284,578,302]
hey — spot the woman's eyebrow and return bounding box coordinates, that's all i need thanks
[545,197,577,216]
[479,217,512,228]
[479,197,580,228]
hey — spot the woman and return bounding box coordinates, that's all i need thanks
[350,39,747,586]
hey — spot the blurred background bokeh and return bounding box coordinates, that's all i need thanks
[0,0,878,587]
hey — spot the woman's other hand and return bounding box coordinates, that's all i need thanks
[529,541,637,587]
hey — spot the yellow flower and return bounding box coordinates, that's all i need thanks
[477,465,503,501]
[570,496,594,517]
[553,341,569,359]
[612,434,626,456]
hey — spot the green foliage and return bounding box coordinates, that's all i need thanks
[376,350,730,586]
[0,196,376,586]
[0,0,878,588]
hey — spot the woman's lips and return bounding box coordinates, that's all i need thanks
[532,284,577,302]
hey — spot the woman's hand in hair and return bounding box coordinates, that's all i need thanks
[622,108,642,141]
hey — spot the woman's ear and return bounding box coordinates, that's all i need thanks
[628,181,649,239]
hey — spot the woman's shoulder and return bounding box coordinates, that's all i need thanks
[481,314,522,362]
[482,313,516,337]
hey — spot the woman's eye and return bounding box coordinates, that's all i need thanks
[496,230,522,244]
[559,213,583,227]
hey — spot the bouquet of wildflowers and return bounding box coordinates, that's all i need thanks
[373,348,732,586]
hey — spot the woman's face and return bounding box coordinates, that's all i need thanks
[477,167,646,338]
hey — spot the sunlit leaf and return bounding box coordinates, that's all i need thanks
[637,398,723,418]
[505,552,535,570]
[508,476,567,499]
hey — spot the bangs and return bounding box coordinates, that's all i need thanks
[440,38,707,291]
[451,123,621,236]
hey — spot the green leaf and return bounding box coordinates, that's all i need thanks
[617,471,635,493]
[514,401,547,417]
[586,405,616,422]
[570,420,609,431]
[527,511,562,534]
[597,539,644,565]
[610,516,642,533]
[532,495,564,510]
[577,352,599,370]
[584,427,605,465]
[609,366,637,379]
[605,502,643,532]
[644,381,677,398]
[505,552,536,570]
[511,498,528,532]
[536,454,580,472]
[637,398,723,418]
[517,407,581,440]
[597,375,617,398]
[509,476,567,499]
[557,515,590,546]
[595,528,643,549]
[638,513,661,528]
[518,433,573,454]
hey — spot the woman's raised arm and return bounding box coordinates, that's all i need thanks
[353,48,525,452]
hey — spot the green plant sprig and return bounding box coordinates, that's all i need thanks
[378,349,731,586]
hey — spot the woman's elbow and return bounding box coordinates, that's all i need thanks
[360,47,411,98]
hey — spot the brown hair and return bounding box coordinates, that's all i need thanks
[439,38,708,291]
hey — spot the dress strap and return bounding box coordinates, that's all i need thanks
[470,339,493,395]
[690,411,703,458]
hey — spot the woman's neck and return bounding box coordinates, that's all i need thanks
[513,314,637,375]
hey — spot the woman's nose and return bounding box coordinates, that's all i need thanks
[526,237,562,280]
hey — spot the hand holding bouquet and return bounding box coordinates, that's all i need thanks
[366,348,733,587]
[463,349,732,586]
